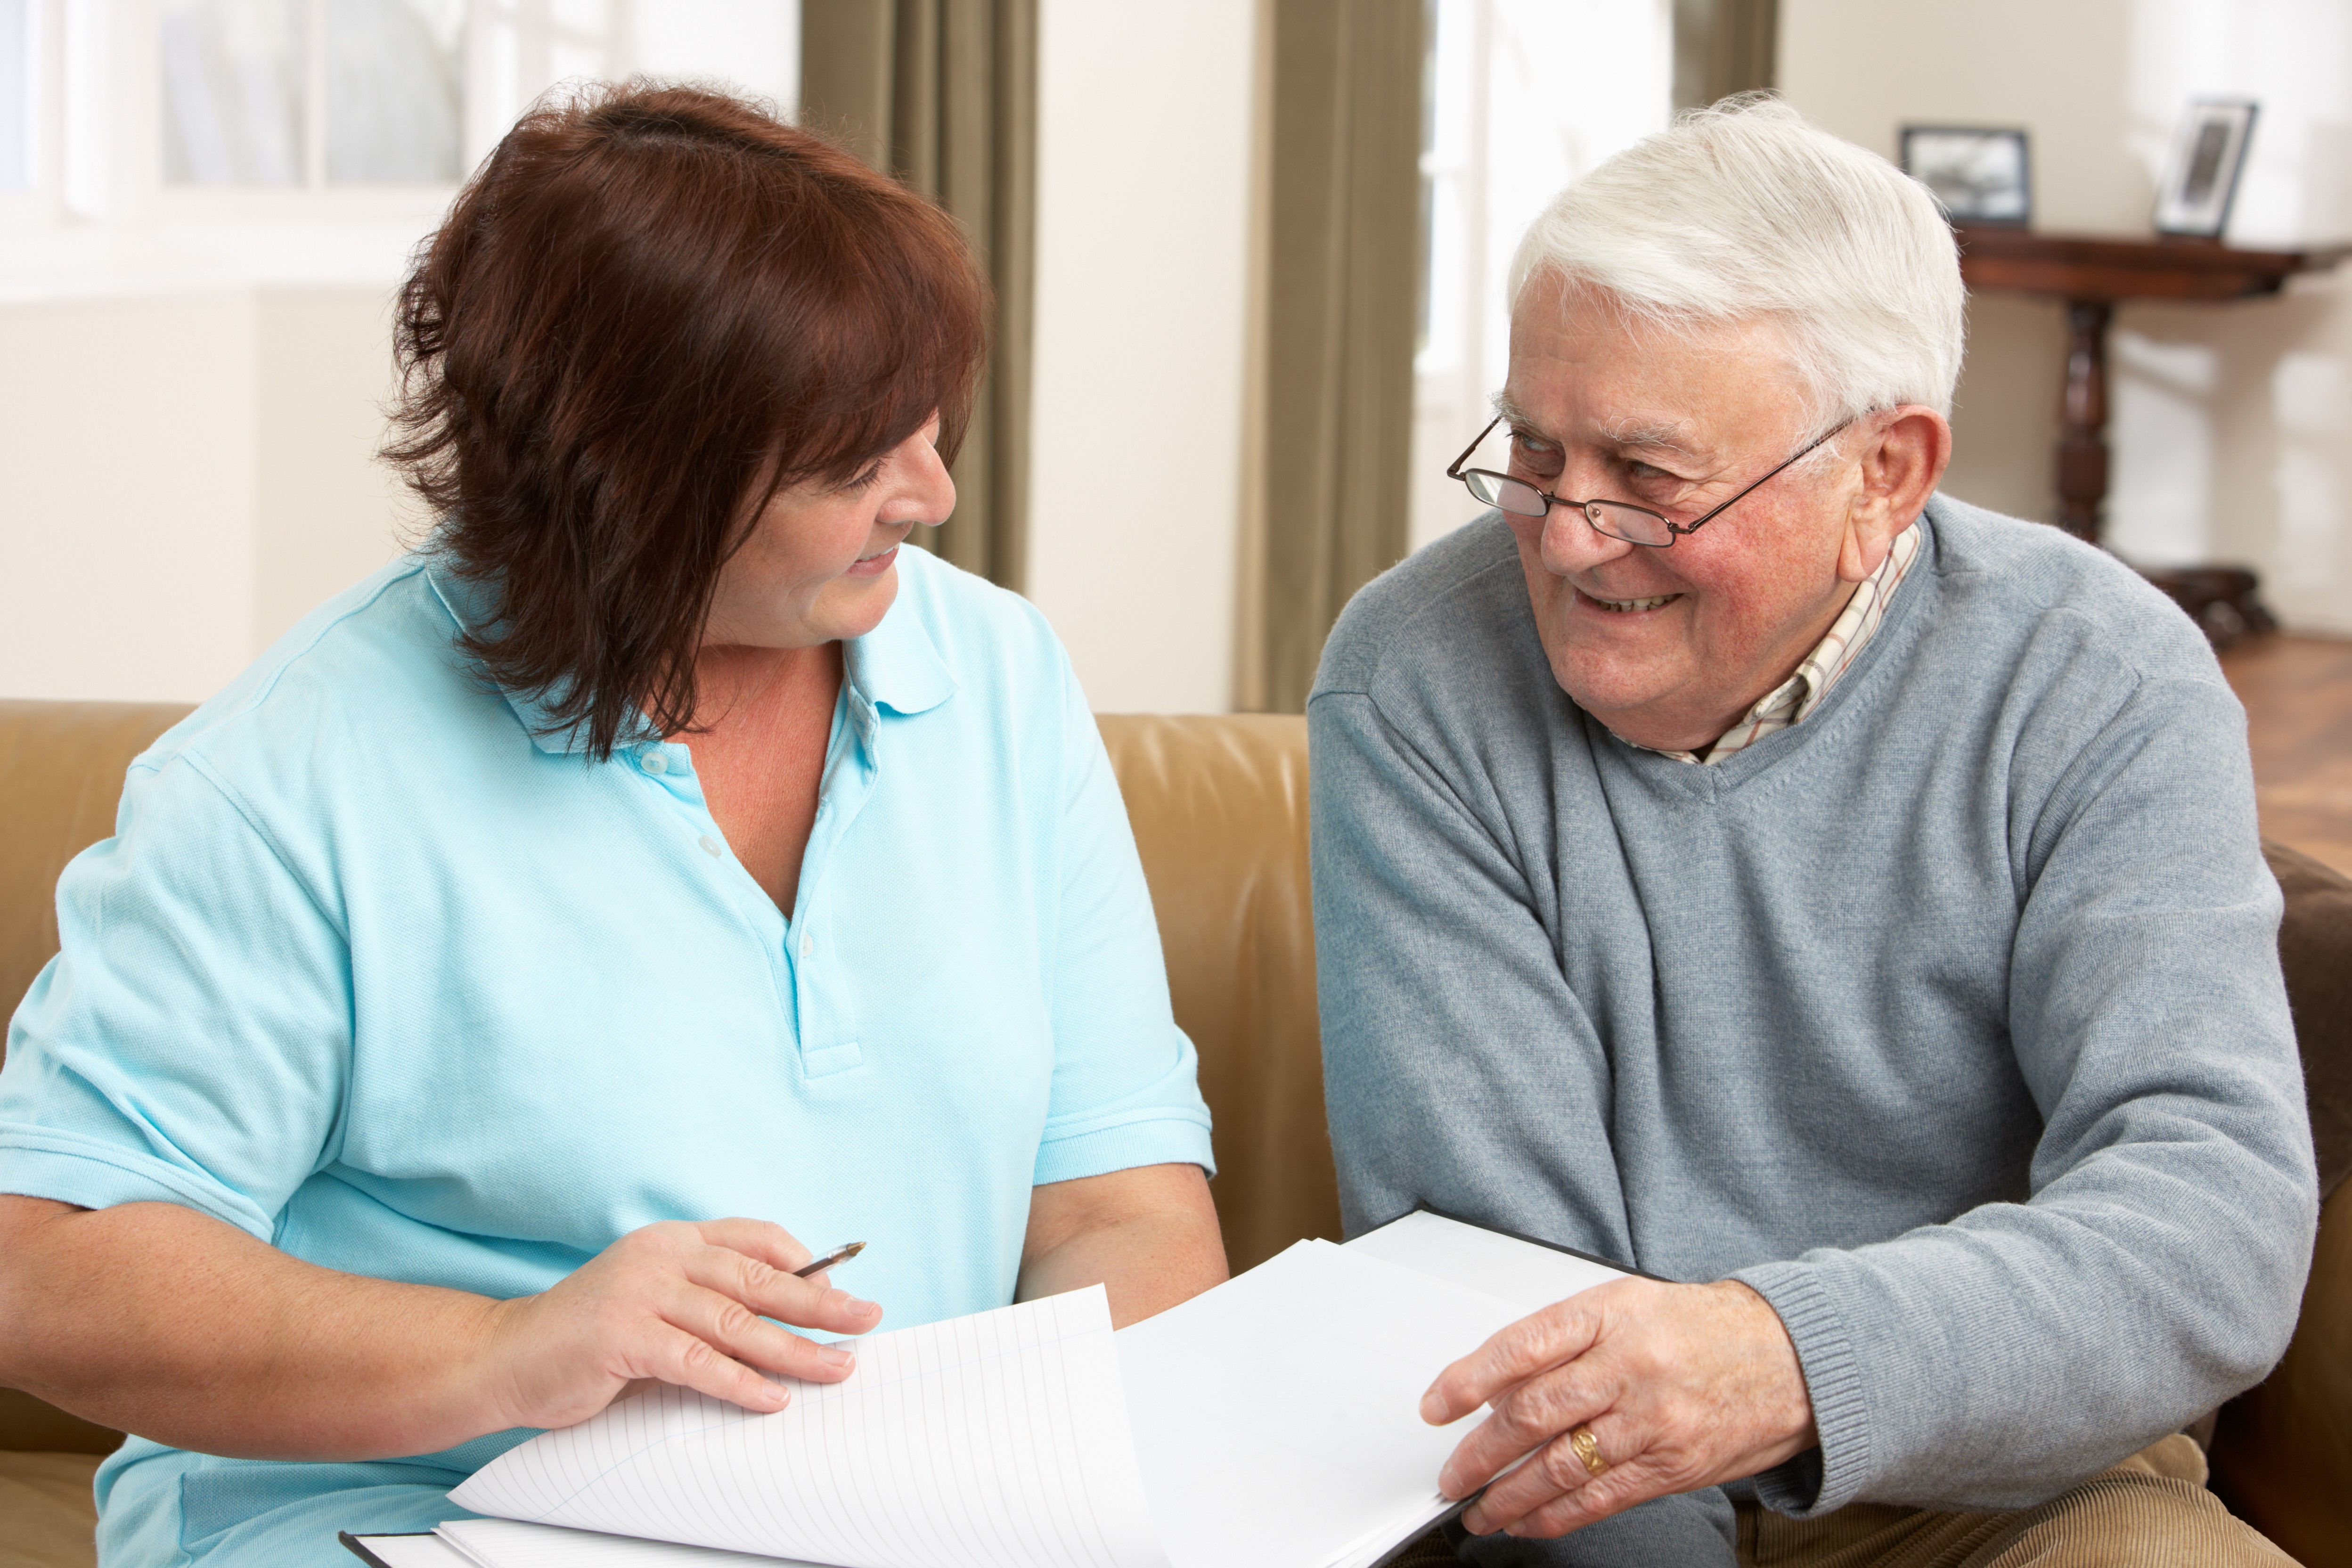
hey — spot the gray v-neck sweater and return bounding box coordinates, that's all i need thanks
[1308,497,2315,1549]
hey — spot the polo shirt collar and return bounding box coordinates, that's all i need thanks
[425,556,955,756]
[843,588,957,719]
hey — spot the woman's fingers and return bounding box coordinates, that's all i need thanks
[659,1277,864,1386]
[694,1217,817,1275]
[680,1240,881,1339]
[633,1319,795,1414]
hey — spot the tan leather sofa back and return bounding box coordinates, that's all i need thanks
[1094,715,1341,1271]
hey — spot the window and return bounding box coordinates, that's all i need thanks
[1409,0,1672,551]
[4,0,794,242]
[1,0,29,191]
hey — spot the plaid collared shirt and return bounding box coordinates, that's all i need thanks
[1646,522,1923,766]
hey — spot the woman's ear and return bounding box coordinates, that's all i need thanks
[1837,406,1952,583]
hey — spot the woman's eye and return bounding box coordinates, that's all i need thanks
[842,460,886,493]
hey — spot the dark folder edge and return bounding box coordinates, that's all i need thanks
[1396,1201,1668,1283]
[340,1530,429,1568]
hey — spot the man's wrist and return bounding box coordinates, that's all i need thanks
[1710,1278,1818,1460]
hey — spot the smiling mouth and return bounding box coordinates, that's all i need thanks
[1584,590,1683,613]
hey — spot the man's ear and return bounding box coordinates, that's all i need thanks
[1836,407,1953,583]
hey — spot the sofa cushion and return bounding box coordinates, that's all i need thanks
[0,1451,101,1568]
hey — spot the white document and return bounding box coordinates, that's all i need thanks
[414,1214,1628,1568]
[449,1285,1165,1568]
[1346,1209,1633,1312]
[1115,1239,1531,1568]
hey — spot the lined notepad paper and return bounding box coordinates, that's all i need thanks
[450,1286,1167,1568]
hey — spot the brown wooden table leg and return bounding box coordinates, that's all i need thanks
[2057,298,2111,544]
[2052,294,2275,646]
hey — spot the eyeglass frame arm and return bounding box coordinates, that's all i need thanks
[1444,414,1852,544]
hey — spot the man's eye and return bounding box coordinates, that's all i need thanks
[1625,460,1676,483]
[1510,433,1562,468]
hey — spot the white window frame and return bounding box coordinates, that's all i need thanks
[1,0,645,236]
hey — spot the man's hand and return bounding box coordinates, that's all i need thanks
[476,1218,884,1432]
[1419,1276,1815,1538]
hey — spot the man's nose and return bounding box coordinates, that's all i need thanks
[1539,501,1637,577]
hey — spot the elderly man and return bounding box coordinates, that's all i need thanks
[1310,100,2315,1566]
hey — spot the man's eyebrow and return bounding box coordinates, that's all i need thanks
[1490,391,1544,434]
[1605,417,1699,456]
[1491,395,1702,460]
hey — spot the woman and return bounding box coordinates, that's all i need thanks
[0,85,1225,1565]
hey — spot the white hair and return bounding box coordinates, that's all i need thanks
[1507,95,1965,434]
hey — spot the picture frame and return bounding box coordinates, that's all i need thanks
[2154,100,2258,238]
[1899,126,2032,227]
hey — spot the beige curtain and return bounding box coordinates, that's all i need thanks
[1238,0,1426,715]
[800,0,1036,591]
[1673,0,1779,114]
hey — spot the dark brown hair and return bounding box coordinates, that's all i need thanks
[386,82,990,760]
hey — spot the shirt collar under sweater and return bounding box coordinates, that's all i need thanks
[1632,519,1923,766]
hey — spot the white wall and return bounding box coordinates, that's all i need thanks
[0,278,416,702]
[1780,0,2352,632]
[1021,0,1258,714]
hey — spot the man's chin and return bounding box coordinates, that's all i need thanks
[1542,645,1692,733]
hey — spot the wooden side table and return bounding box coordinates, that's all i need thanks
[1954,228,2349,644]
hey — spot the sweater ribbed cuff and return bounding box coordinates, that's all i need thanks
[1734,1261,1873,1517]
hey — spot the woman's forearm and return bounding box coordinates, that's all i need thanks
[0,1196,509,1460]
[0,1196,878,1462]
[1016,1164,1228,1327]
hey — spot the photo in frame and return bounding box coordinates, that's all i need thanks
[2155,100,2258,237]
[1899,126,2032,226]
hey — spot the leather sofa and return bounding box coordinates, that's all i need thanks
[1,701,2346,1568]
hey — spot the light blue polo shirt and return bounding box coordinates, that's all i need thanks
[0,544,1214,1566]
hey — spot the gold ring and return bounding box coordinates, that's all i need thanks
[1568,1424,1608,1479]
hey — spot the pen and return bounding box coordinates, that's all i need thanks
[793,1241,866,1278]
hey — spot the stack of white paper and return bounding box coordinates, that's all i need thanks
[348,1213,1629,1568]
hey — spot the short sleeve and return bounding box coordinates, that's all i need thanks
[1029,661,1215,1187]
[0,748,352,1240]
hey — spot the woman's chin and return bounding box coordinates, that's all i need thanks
[813,568,900,643]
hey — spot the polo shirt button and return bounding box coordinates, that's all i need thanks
[641,751,669,775]
[698,835,723,857]
[800,932,813,958]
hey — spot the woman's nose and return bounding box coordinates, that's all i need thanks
[899,427,956,528]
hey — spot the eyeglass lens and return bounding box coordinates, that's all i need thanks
[1461,470,1676,547]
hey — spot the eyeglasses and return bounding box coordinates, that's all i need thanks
[1445,414,1851,547]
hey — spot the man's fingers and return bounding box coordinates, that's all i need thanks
[1436,1356,1616,1500]
[1421,1295,1607,1425]
[1460,1410,1638,1534]
[1492,1448,1662,1540]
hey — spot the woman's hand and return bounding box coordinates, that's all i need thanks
[1420,1276,1815,1539]
[475,1218,882,1431]
[0,1198,881,1462]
